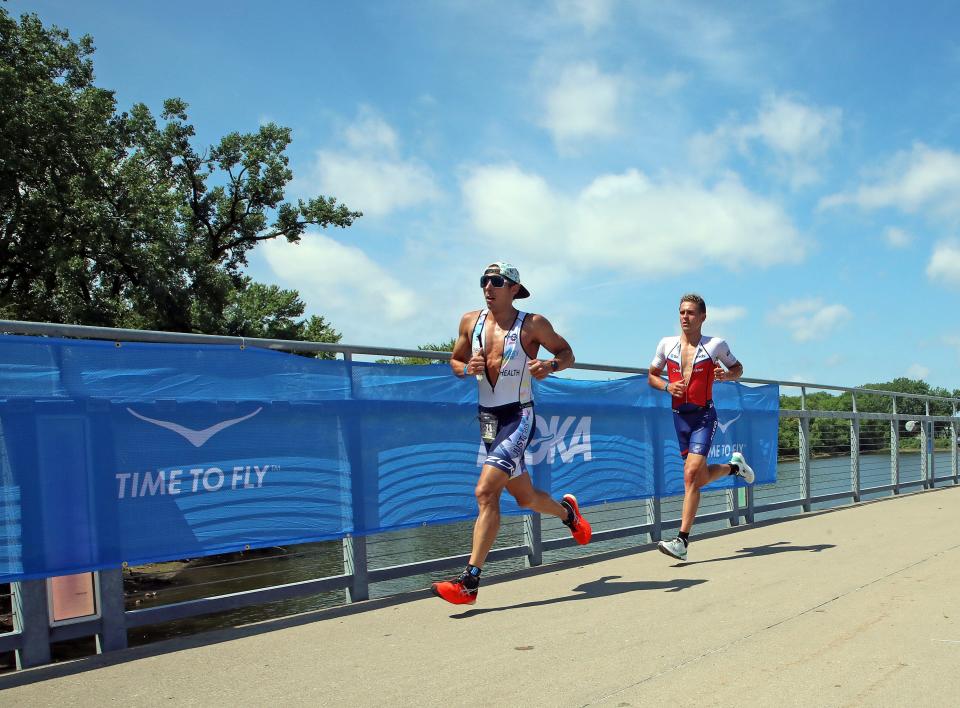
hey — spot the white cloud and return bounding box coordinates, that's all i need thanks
[553,0,615,32]
[308,108,441,218]
[631,3,753,84]
[926,240,960,287]
[707,305,747,325]
[691,95,841,187]
[747,95,841,157]
[461,164,806,277]
[261,233,421,337]
[461,165,559,242]
[820,143,960,217]
[688,130,732,172]
[343,107,399,155]
[907,363,930,380]
[768,298,852,342]
[313,153,440,218]
[540,62,627,149]
[885,227,913,249]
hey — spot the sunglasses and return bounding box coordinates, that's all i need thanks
[480,274,514,288]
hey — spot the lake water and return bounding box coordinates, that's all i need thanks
[123,449,957,647]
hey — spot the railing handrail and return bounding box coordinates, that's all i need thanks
[1,318,958,404]
[2,317,958,670]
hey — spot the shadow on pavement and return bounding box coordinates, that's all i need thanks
[668,540,835,567]
[0,540,834,686]
[451,575,707,618]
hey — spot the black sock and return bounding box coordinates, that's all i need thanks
[678,531,690,547]
[728,464,739,476]
[461,564,481,589]
[562,500,575,526]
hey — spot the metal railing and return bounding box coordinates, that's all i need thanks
[1,320,958,670]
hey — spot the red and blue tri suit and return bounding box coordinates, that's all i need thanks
[651,335,739,458]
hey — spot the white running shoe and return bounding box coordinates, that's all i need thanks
[730,451,755,483]
[657,537,687,561]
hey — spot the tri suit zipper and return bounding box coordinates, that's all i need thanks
[480,312,520,393]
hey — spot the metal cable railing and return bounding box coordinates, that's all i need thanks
[1,319,958,670]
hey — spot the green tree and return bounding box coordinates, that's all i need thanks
[0,9,360,340]
[219,277,340,358]
[376,338,456,365]
[778,390,848,457]
[778,378,959,459]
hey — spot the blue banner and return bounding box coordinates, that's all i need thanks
[0,335,778,581]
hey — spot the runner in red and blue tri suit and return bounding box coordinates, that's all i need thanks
[648,293,755,561]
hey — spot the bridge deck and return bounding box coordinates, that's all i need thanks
[4,487,959,707]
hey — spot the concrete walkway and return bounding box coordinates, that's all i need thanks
[4,487,960,707]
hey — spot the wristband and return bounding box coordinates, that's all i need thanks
[550,359,558,372]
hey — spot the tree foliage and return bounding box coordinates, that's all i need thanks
[0,9,359,351]
[778,378,959,458]
[376,338,457,365]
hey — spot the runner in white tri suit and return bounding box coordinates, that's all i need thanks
[431,262,592,605]
[647,293,755,562]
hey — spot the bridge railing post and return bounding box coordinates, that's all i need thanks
[651,441,664,543]
[850,392,860,503]
[929,400,936,488]
[13,579,50,669]
[343,534,368,603]
[920,401,931,489]
[919,412,926,486]
[523,513,542,567]
[342,352,369,603]
[891,397,900,495]
[952,403,958,485]
[800,387,811,513]
[96,568,127,653]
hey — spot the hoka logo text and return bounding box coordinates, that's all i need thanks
[526,415,592,465]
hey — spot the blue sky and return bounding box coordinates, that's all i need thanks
[14,1,960,389]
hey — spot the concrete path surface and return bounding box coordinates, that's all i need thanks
[3,487,960,707]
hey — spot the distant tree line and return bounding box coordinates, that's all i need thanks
[375,338,457,365]
[779,378,959,457]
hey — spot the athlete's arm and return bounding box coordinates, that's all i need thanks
[524,313,574,381]
[451,311,482,378]
[647,338,678,394]
[647,365,671,393]
[713,340,743,381]
[715,361,743,381]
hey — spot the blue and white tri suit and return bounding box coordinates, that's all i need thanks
[473,308,536,479]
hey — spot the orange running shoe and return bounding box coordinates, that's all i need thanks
[562,493,592,545]
[431,574,478,605]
